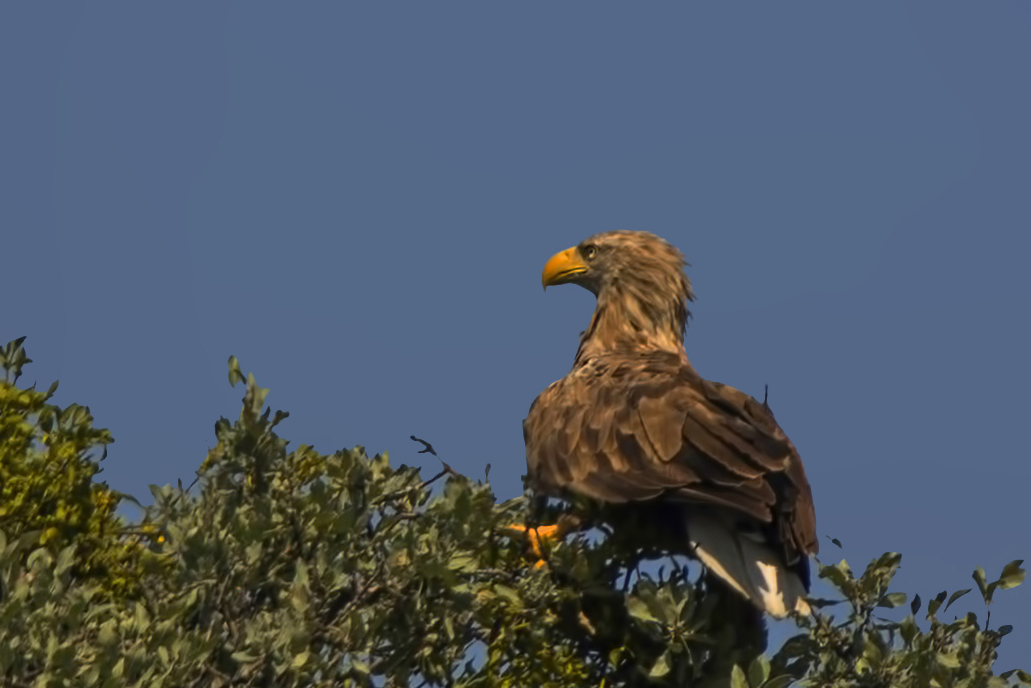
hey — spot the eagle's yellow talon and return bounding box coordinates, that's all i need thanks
[505,523,563,564]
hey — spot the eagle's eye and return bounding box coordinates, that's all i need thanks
[583,244,598,260]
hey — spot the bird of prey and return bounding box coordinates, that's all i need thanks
[522,230,817,618]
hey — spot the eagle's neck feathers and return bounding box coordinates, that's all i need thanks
[574,280,690,365]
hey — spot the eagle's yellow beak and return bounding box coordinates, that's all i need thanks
[541,247,588,290]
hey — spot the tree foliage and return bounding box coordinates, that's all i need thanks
[0,338,1027,687]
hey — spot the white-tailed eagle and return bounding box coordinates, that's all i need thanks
[523,230,817,618]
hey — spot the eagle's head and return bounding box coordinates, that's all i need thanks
[540,230,695,359]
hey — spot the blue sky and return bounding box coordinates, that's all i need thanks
[3,2,1029,667]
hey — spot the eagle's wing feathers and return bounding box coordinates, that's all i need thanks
[525,355,817,560]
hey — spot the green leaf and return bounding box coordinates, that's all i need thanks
[1,336,31,381]
[134,602,150,630]
[899,615,918,646]
[491,584,521,605]
[649,651,671,678]
[995,559,1026,590]
[748,656,770,687]
[449,553,478,573]
[227,356,245,387]
[998,624,1013,637]
[294,559,309,587]
[973,566,989,604]
[877,592,907,609]
[82,663,100,686]
[862,635,884,665]
[731,664,749,688]
[242,372,270,419]
[26,547,51,570]
[761,677,796,688]
[910,593,921,615]
[818,559,852,589]
[443,615,455,641]
[944,588,970,612]
[626,596,659,624]
[55,544,76,577]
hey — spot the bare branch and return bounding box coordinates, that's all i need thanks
[410,435,461,477]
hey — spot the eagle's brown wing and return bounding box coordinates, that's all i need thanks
[523,352,818,561]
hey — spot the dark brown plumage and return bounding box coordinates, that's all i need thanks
[524,230,817,617]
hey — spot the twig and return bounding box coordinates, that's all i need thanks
[410,435,438,456]
[410,435,462,477]
[372,436,467,506]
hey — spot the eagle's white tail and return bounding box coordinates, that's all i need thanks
[685,511,810,619]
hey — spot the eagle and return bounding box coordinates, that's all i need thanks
[522,230,817,618]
